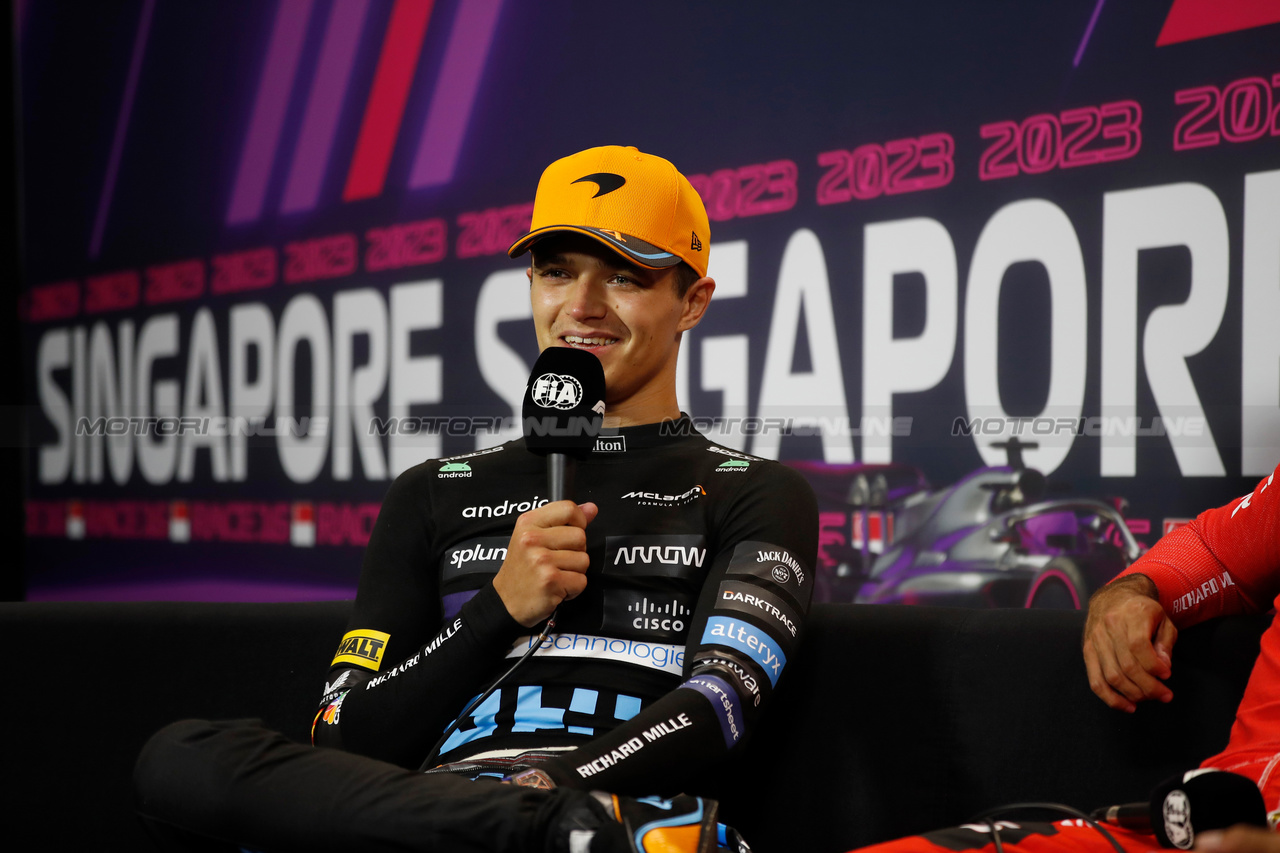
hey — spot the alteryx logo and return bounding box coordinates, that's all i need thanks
[226,0,507,224]
[701,616,787,686]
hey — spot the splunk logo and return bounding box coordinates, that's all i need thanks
[442,537,509,581]
[605,535,707,578]
[449,541,505,568]
[226,0,508,224]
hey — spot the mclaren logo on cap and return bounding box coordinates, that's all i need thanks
[572,173,626,198]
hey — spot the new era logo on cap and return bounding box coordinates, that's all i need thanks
[508,146,711,277]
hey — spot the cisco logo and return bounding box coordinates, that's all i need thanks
[626,596,692,633]
[603,590,693,640]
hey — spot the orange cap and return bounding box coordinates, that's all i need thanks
[508,145,710,278]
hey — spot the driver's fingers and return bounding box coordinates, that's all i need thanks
[1085,641,1136,713]
[1153,618,1178,673]
[1105,636,1172,704]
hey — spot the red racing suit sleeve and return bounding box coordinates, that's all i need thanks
[1113,464,1280,627]
[533,462,818,795]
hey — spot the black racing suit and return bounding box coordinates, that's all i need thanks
[313,416,818,794]
[132,417,818,852]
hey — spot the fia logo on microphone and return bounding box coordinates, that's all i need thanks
[531,373,583,410]
[1163,790,1193,849]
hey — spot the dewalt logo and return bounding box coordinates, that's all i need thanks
[331,628,390,670]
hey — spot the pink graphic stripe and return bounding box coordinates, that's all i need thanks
[15,0,30,40]
[1157,0,1280,46]
[342,0,434,202]
[226,0,314,225]
[1072,0,1106,67]
[280,0,371,214]
[89,0,155,259]
[408,0,504,188]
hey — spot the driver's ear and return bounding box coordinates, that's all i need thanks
[678,276,715,332]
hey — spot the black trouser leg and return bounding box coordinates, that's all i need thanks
[134,719,594,853]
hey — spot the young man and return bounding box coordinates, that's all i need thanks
[135,145,818,853]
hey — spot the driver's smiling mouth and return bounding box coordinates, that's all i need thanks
[562,334,619,348]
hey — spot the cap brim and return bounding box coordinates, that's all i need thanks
[508,225,682,270]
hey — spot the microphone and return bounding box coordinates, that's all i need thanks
[521,346,605,501]
[1092,769,1266,849]
[418,349,605,773]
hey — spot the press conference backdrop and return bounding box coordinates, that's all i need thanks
[17,0,1280,600]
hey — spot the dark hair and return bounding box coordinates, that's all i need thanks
[673,262,701,298]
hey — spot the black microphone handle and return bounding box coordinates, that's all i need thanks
[1094,802,1151,832]
[547,453,575,502]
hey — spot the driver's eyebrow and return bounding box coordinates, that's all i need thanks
[532,254,644,280]
[531,253,569,267]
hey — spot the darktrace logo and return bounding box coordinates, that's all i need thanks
[572,172,626,198]
[531,373,583,409]
[717,581,799,639]
[620,485,705,507]
[438,461,472,478]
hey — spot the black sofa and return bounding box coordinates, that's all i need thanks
[5,601,1263,852]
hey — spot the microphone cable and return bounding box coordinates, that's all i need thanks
[970,803,1127,853]
[417,608,559,772]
